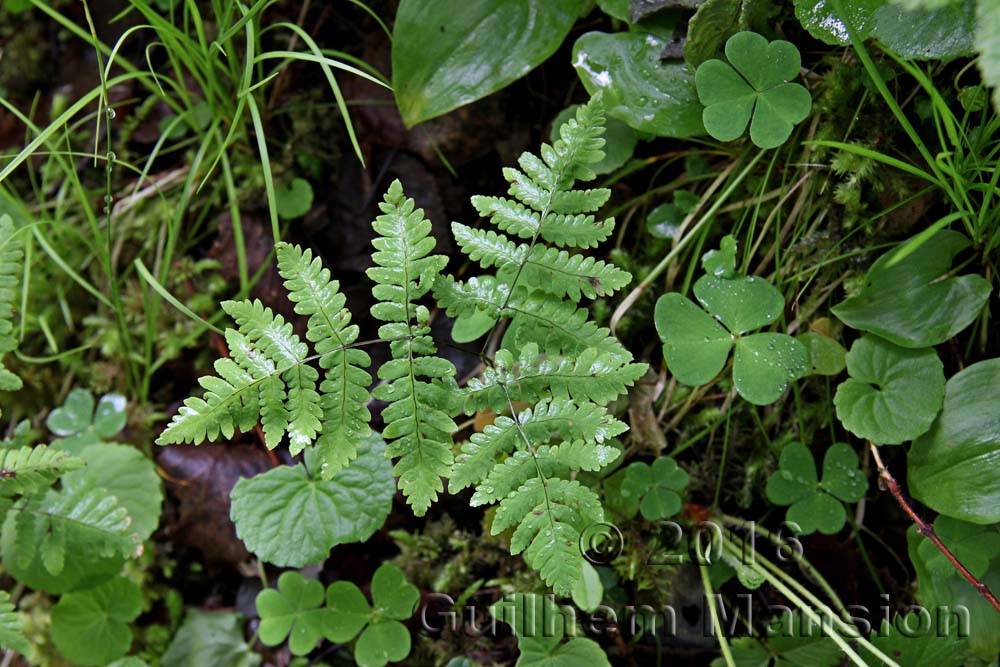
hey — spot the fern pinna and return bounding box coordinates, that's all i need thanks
[0,214,23,391]
[437,95,646,593]
[157,95,641,595]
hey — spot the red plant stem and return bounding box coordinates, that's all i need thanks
[868,442,1000,615]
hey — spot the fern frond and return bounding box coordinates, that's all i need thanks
[434,278,631,361]
[451,223,631,299]
[157,357,261,444]
[464,343,645,412]
[470,197,614,248]
[9,487,138,575]
[0,590,28,655]
[367,180,456,516]
[277,242,373,471]
[491,477,604,594]
[0,446,84,497]
[450,399,626,492]
[0,215,23,391]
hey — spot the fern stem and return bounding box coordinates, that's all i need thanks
[498,382,556,532]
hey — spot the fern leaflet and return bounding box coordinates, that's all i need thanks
[0,590,28,655]
[0,446,84,498]
[0,214,23,391]
[367,180,456,516]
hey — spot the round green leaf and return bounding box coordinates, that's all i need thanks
[46,388,94,436]
[93,393,128,439]
[392,0,586,127]
[693,275,785,335]
[870,0,975,60]
[786,492,846,536]
[832,230,991,348]
[60,444,163,541]
[572,31,704,137]
[275,178,314,220]
[230,434,394,566]
[834,335,945,445]
[50,576,142,666]
[732,333,809,405]
[256,572,329,656]
[371,563,420,620]
[355,619,411,667]
[820,443,867,503]
[324,581,372,643]
[798,331,846,375]
[654,292,732,385]
[793,0,881,46]
[571,561,603,613]
[909,359,1000,524]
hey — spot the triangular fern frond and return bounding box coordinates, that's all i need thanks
[367,179,456,516]
[0,446,84,498]
[0,214,24,392]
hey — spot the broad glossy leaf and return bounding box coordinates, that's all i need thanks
[694,275,784,335]
[832,230,991,348]
[834,335,944,445]
[392,0,586,127]
[909,359,1000,524]
[573,31,704,137]
[871,0,975,59]
[50,577,142,666]
[229,434,394,566]
[792,0,881,45]
[685,0,743,67]
[256,572,330,656]
[654,293,732,385]
[356,620,411,667]
[978,0,1000,115]
[732,333,809,405]
[571,561,603,613]
[907,526,1000,661]
[161,610,260,667]
[61,443,163,541]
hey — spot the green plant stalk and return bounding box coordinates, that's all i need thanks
[720,539,884,667]
[611,150,764,332]
[699,560,736,667]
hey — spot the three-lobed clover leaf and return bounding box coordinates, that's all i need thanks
[620,457,689,520]
[695,31,812,148]
[46,388,128,454]
[766,442,867,535]
[325,563,420,667]
[655,236,809,405]
[834,334,945,445]
[256,572,331,656]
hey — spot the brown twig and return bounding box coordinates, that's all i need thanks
[868,442,1000,614]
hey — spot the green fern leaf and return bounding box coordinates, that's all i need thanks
[157,357,261,445]
[276,243,372,473]
[367,180,456,516]
[0,589,28,655]
[464,343,645,412]
[0,215,23,391]
[0,446,84,498]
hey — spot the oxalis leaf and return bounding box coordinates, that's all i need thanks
[833,335,944,445]
[620,457,689,520]
[491,593,611,667]
[229,433,394,567]
[572,31,704,137]
[695,31,811,148]
[765,442,867,535]
[50,576,142,666]
[392,0,587,127]
[47,388,128,455]
[909,359,1000,524]
[655,236,808,405]
[831,230,991,349]
[256,572,329,656]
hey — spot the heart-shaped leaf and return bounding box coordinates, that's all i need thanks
[573,31,704,137]
[695,31,811,148]
[621,457,689,520]
[324,581,373,643]
[256,572,330,656]
[834,335,945,445]
[766,442,867,535]
[229,434,394,566]
[356,620,411,667]
[371,563,420,619]
[832,230,991,348]
[798,331,847,375]
[50,577,142,666]
[908,358,1000,524]
[694,275,785,335]
[732,333,810,405]
[654,293,733,385]
[392,0,586,127]
[275,178,314,220]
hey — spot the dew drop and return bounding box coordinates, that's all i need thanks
[106,107,116,120]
